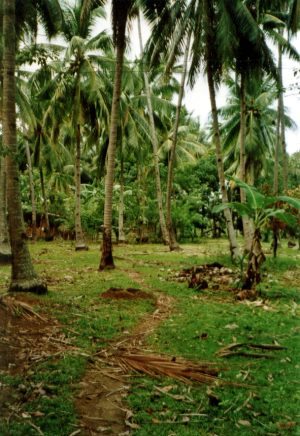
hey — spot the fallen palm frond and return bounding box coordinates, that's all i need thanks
[217,342,286,358]
[115,352,222,385]
[0,295,46,321]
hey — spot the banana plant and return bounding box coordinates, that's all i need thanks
[213,178,300,289]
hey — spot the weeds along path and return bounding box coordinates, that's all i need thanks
[76,269,176,435]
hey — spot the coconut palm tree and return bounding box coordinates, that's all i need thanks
[99,0,134,269]
[165,32,192,251]
[220,76,295,184]
[137,11,169,245]
[246,0,300,192]
[0,4,11,262]
[2,0,62,291]
[144,0,241,259]
[0,156,11,263]
[39,0,113,250]
[100,0,170,269]
[2,0,47,292]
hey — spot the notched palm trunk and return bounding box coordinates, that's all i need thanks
[100,227,115,270]
[0,157,11,263]
[243,228,266,290]
[99,6,129,270]
[3,0,46,293]
[75,124,88,251]
[204,0,239,261]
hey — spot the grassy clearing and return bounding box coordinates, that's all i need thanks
[0,239,299,435]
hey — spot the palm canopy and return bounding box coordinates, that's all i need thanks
[143,0,277,86]
[219,76,296,183]
[61,0,105,42]
[14,0,63,39]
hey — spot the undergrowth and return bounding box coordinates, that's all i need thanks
[0,239,299,435]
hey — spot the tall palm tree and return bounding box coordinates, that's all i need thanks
[137,11,169,245]
[2,0,46,292]
[0,3,11,262]
[100,0,133,270]
[249,0,300,192]
[0,157,11,263]
[165,33,192,251]
[202,0,241,259]
[43,0,111,250]
[100,0,172,269]
[144,0,240,259]
[218,0,278,251]
[220,76,295,183]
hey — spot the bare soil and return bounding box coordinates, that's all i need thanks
[75,270,175,435]
[101,287,154,301]
[0,295,79,420]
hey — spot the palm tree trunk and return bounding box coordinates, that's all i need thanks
[239,73,253,253]
[273,92,281,195]
[204,0,239,260]
[278,44,288,192]
[118,150,126,243]
[137,11,169,245]
[24,140,37,242]
[0,11,11,263]
[3,0,46,293]
[243,228,266,290]
[39,166,50,231]
[75,124,88,250]
[0,157,11,263]
[100,15,128,270]
[166,33,191,251]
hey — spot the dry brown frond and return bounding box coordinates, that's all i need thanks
[115,352,221,385]
[0,296,46,321]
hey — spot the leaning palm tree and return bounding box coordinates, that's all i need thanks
[165,33,192,251]
[144,0,241,260]
[2,0,46,292]
[137,11,169,245]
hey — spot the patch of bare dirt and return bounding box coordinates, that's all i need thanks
[76,272,176,435]
[0,294,79,421]
[101,287,154,301]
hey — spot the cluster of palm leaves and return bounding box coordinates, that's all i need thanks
[0,0,299,292]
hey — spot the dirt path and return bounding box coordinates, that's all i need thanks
[75,270,175,435]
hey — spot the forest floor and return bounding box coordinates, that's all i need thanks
[0,239,299,435]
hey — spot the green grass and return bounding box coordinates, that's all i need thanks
[0,239,299,435]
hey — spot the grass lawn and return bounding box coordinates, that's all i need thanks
[0,239,299,435]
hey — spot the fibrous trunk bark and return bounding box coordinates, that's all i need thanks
[273,42,282,196]
[239,73,253,253]
[3,0,46,293]
[118,150,126,243]
[243,228,265,290]
[204,0,239,261]
[0,12,11,263]
[278,40,288,192]
[137,12,169,245]
[166,33,191,251]
[0,157,11,263]
[39,166,50,231]
[100,14,128,270]
[24,140,37,241]
[75,124,88,251]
